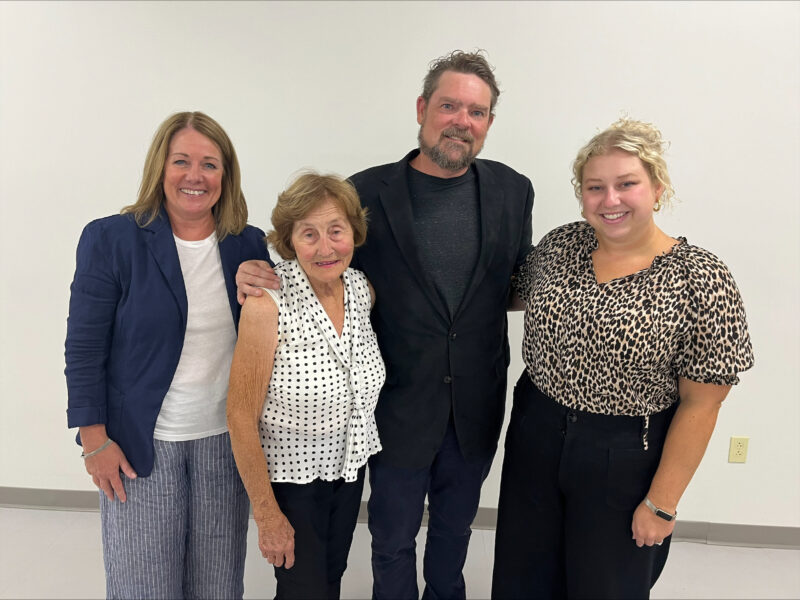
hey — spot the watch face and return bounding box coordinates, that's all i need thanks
[655,508,674,522]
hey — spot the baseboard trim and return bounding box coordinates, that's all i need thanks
[3,486,798,549]
[0,486,100,512]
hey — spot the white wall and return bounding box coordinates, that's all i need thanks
[1,1,798,527]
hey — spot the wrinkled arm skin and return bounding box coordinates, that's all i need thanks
[227,294,295,568]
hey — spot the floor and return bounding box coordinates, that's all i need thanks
[1,507,798,599]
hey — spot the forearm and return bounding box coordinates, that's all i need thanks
[227,413,281,520]
[228,390,295,567]
[646,400,721,512]
[228,293,282,521]
[79,424,110,450]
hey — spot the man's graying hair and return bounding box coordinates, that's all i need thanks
[421,50,500,115]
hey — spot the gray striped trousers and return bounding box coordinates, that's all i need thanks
[99,432,249,599]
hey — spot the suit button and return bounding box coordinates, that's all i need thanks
[450,332,457,340]
[443,376,452,384]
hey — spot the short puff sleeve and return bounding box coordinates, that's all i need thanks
[676,248,754,385]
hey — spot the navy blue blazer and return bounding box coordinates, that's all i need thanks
[349,150,534,468]
[65,212,271,476]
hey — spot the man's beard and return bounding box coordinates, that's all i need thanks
[417,126,481,172]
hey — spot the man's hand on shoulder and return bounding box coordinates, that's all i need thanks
[236,260,279,305]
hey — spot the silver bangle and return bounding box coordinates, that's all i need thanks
[81,438,113,459]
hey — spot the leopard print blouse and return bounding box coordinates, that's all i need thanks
[515,221,754,417]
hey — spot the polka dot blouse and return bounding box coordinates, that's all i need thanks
[261,259,385,483]
[514,221,754,417]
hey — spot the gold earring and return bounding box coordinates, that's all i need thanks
[580,202,585,219]
[653,199,662,213]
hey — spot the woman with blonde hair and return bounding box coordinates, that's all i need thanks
[65,111,271,598]
[492,118,753,599]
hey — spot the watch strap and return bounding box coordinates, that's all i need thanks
[644,497,677,522]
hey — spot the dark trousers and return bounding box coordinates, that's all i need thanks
[492,372,676,600]
[368,418,493,600]
[271,467,365,600]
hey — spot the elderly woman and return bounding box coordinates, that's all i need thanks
[65,111,271,599]
[227,172,385,600]
[492,119,754,599]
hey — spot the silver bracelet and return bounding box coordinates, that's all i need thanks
[81,438,113,459]
[644,497,677,522]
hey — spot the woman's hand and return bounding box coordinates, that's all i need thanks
[235,260,279,304]
[80,425,137,502]
[631,500,675,547]
[632,379,730,548]
[256,509,296,569]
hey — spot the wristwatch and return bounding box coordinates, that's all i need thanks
[644,497,677,522]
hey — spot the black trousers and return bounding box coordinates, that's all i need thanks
[492,372,676,600]
[271,467,365,600]
[368,417,493,600]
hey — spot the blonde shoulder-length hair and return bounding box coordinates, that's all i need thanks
[121,111,247,240]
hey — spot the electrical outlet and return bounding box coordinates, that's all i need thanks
[728,436,749,463]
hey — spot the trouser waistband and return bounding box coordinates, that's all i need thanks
[515,371,678,450]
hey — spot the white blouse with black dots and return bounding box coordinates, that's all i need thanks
[260,259,385,483]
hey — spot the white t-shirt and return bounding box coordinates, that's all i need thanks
[259,259,385,483]
[153,232,237,441]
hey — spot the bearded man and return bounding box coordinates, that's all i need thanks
[236,50,534,599]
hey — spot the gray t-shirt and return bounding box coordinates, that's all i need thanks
[407,164,481,318]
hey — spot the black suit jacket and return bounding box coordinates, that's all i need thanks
[350,150,533,468]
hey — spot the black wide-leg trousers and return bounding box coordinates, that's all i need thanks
[492,372,676,600]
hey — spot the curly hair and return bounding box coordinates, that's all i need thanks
[266,171,367,260]
[571,118,676,208]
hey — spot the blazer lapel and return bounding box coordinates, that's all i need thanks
[378,155,450,324]
[455,160,504,319]
[143,212,188,327]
